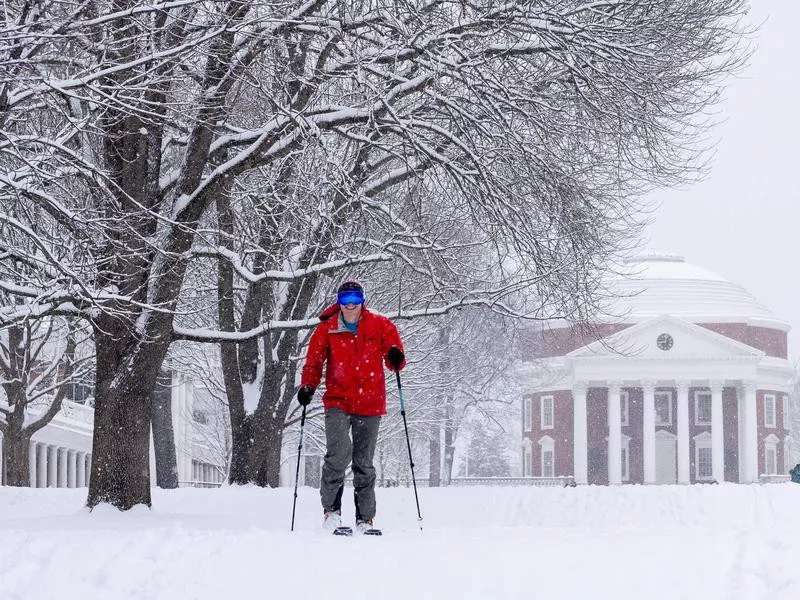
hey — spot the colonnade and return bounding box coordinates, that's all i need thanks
[27,441,91,488]
[572,380,760,484]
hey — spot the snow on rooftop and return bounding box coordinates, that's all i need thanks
[621,251,728,282]
[603,251,787,328]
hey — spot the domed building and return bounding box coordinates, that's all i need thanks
[520,252,795,485]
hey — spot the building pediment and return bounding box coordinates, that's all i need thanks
[566,315,764,361]
[656,429,676,441]
[693,431,712,443]
[537,435,555,447]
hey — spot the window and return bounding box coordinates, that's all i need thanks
[697,447,713,479]
[693,431,713,481]
[784,395,790,429]
[785,437,793,474]
[764,435,779,476]
[655,391,673,425]
[695,391,712,425]
[523,444,533,476]
[542,449,554,477]
[765,394,776,428]
[621,436,631,482]
[538,436,555,477]
[620,391,630,426]
[67,380,94,405]
[541,396,554,429]
[765,447,777,475]
[523,397,532,432]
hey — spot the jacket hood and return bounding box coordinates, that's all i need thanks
[319,303,340,322]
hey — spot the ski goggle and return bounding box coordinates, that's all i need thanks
[337,289,365,306]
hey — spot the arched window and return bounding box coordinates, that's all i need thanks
[764,434,779,475]
[538,435,555,477]
[522,438,533,477]
[693,431,713,481]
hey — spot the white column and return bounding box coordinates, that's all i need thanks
[67,450,77,488]
[736,386,744,481]
[607,382,622,485]
[572,382,588,485]
[36,443,47,488]
[742,382,759,482]
[171,372,194,484]
[677,382,690,484]
[29,440,37,488]
[57,448,67,488]
[47,446,58,487]
[642,381,656,484]
[710,381,725,483]
[76,453,86,488]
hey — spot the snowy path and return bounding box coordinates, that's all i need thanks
[1,484,800,599]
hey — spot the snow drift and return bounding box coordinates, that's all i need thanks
[1,483,799,600]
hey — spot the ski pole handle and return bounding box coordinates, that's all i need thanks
[395,370,405,413]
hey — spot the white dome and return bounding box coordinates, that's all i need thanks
[604,252,789,331]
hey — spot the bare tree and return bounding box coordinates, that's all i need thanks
[461,419,513,478]
[0,0,750,509]
[389,308,524,485]
[0,317,91,485]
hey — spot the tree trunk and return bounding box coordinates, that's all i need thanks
[89,384,153,508]
[87,329,170,509]
[2,428,31,487]
[429,419,441,487]
[228,413,252,485]
[264,417,285,488]
[437,327,453,485]
[247,409,285,487]
[151,372,178,489]
[443,399,457,485]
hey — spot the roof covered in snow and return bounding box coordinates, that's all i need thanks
[602,251,789,331]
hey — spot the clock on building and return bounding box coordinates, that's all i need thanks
[656,333,674,351]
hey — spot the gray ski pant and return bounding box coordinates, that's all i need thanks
[320,407,381,521]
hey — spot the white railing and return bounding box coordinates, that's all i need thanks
[8,398,94,427]
[450,476,576,487]
[60,400,94,425]
[178,480,224,489]
[376,479,429,488]
[759,474,791,484]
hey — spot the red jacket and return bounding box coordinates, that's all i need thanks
[301,304,406,416]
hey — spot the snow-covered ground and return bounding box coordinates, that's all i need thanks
[2,483,800,600]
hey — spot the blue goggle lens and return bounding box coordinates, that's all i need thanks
[337,290,364,306]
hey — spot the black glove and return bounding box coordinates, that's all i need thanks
[297,385,315,407]
[387,346,405,370]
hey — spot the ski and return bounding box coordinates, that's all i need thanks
[331,525,382,536]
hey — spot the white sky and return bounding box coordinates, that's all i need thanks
[644,2,800,361]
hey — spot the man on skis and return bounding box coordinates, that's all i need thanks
[297,280,406,535]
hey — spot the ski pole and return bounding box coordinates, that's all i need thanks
[395,369,423,530]
[290,404,307,532]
